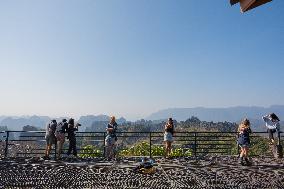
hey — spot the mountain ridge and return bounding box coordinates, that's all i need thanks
[0,115,127,131]
[147,105,284,122]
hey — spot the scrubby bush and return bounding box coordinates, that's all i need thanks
[117,141,193,157]
[79,145,103,158]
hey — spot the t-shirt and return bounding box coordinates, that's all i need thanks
[67,124,78,138]
[263,116,280,131]
[106,122,118,137]
[56,122,68,133]
[165,124,174,134]
[46,122,57,136]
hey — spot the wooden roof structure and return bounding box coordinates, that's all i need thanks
[230,0,272,12]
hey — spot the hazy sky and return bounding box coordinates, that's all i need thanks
[0,0,283,120]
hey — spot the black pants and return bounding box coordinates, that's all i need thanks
[268,129,276,140]
[67,137,77,156]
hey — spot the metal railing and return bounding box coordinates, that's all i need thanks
[0,131,282,158]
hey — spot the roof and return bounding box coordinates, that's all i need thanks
[230,0,240,5]
[230,0,273,12]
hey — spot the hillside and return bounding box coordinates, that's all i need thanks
[147,105,284,122]
[0,115,127,131]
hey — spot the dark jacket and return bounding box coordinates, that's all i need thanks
[67,124,78,139]
[238,128,251,145]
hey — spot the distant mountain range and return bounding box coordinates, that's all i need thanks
[78,115,127,131]
[1,105,284,131]
[0,115,127,131]
[0,116,50,131]
[147,105,284,123]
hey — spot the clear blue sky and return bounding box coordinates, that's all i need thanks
[0,0,283,120]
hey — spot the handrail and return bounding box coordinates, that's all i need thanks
[0,131,282,158]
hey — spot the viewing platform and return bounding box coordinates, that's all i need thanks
[0,131,283,188]
[0,156,284,189]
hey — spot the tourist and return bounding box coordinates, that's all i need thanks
[105,116,118,160]
[67,118,79,157]
[44,119,57,160]
[262,113,280,145]
[55,118,68,159]
[164,118,174,158]
[237,118,252,166]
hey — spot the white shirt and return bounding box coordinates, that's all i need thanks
[262,115,280,130]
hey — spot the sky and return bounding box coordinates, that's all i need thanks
[0,0,283,120]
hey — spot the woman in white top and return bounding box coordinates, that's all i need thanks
[164,118,174,158]
[262,113,280,145]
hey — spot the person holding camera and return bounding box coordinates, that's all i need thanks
[66,118,80,157]
[55,118,68,159]
[262,113,281,145]
[105,116,118,160]
[237,118,252,166]
[44,120,57,160]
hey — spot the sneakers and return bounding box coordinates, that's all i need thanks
[239,157,245,166]
[42,156,51,160]
[239,157,252,166]
[239,159,245,166]
[245,158,252,166]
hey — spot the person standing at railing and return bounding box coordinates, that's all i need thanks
[66,118,79,158]
[55,118,68,159]
[262,113,281,145]
[44,119,57,160]
[164,118,174,158]
[105,116,118,161]
[237,118,252,166]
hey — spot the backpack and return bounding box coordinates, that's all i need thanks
[47,122,57,136]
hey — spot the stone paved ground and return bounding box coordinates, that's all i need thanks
[0,156,284,189]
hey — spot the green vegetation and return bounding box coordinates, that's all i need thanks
[249,136,270,156]
[78,145,103,158]
[79,135,275,158]
[79,141,193,158]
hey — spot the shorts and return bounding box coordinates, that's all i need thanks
[105,135,116,146]
[164,132,173,142]
[239,144,250,148]
[46,134,56,145]
[238,137,250,148]
[56,132,65,142]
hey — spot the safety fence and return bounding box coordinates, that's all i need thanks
[0,131,282,158]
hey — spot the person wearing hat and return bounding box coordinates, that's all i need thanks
[44,119,57,160]
[55,118,68,159]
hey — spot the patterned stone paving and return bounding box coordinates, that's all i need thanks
[0,156,284,189]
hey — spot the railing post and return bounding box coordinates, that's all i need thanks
[54,139,57,160]
[277,131,283,158]
[237,133,240,157]
[103,132,106,158]
[4,131,10,158]
[277,131,281,146]
[149,132,152,158]
[194,132,197,159]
